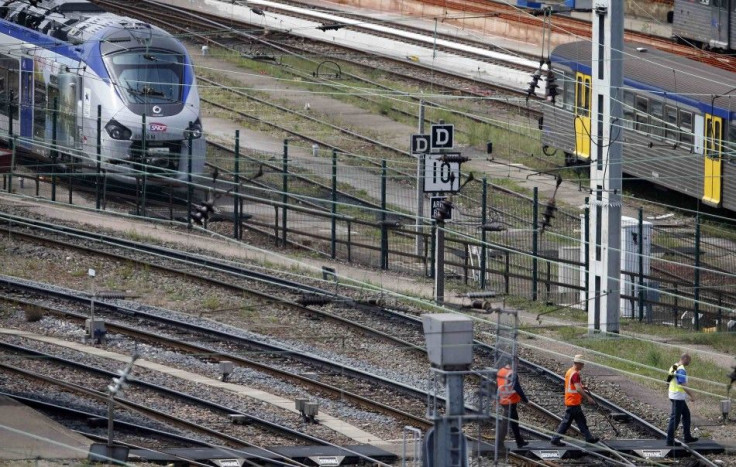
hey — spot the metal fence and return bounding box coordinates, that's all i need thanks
[3,129,736,333]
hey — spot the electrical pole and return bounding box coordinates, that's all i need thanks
[588,0,623,334]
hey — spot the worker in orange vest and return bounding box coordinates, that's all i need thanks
[496,357,529,451]
[550,354,599,446]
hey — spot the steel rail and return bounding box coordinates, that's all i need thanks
[0,341,332,447]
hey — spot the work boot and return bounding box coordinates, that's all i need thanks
[587,437,600,444]
[684,437,699,443]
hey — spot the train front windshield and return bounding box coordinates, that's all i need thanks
[106,50,185,104]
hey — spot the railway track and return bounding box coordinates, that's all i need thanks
[0,211,709,464]
[0,342,355,450]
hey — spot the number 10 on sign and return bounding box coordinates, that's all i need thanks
[424,154,460,192]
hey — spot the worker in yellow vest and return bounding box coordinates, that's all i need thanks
[666,353,698,446]
[496,358,529,451]
[550,354,599,446]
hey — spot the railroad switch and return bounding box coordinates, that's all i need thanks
[295,398,319,424]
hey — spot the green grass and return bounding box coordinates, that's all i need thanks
[523,318,732,400]
[564,333,728,396]
[619,320,736,354]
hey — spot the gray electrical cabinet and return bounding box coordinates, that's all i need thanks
[422,314,473,369]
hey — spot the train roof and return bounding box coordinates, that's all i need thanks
[550,41,736,113]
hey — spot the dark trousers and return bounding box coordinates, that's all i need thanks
[551,405,594,442]
[666,399,693,443]
[497,403,525,448]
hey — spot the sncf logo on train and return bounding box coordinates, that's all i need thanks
[149,123,167,132]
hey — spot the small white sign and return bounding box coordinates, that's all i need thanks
[431,124,454,149]
[411,134,430,154]
[424,154,460,192]
[88,268,96,277]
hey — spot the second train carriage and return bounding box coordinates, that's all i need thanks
[671,0,736,51]
[0,0,206,184]
[541,40,736,211]
[516,0,592,12]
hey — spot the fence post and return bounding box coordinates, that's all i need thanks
[532,187,539,301]
[187,131,193,229]
[464,243,469,285]
[480,177,488,289]
[141,114,147,216]
[504,251,510,294]
[347,220,352,263]
[694,214,701,330]
[584,197,590,312]
[51,97,58,202]
[331,149,337,259]
[96,105,102,210]
[8,136,14,194]
[381,159,388,270]
[674,283,679,328]
[638,208,645,321]
[234,130,240,239]
[546,261,551,304]
[282,139,288,247]
[429,221,436,278]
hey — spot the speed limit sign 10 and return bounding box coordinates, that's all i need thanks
[424,154,460,193]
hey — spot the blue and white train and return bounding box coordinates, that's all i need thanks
[0,0,205,184]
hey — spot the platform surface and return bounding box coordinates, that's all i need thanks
[0,395,92,460]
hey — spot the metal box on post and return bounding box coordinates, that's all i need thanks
[421,313,473,369]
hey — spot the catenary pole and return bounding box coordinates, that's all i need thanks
[588,0,623,334]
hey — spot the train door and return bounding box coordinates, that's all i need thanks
[703,113,723,207]
[574,72,591,160]
[713,0,730,47]
[0,57,19,139]
[19,57,33,144]
[57,72,80,153]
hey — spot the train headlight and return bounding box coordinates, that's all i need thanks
[186,119,203,139]
[105,120,132,140]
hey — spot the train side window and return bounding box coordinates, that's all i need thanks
[680,110,694,149]
[635,95,649,132]
[708,117,722,157]
[576,75,584,115]
[664,105,678,143]
[576,74,590,117]
[727,121,736,162]
[563,74,574,111]
[47,84,59,144]
[622,91,634,129]
[650,100,663,138]
[0,57,18,121]
[33,78,46,140]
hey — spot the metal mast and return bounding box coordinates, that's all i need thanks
[588,0,623,334]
